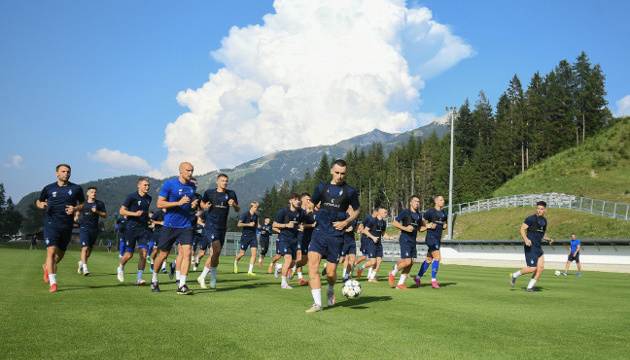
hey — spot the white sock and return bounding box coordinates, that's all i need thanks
[527,279,537,289]
[49,274,57,285]
[78,260,83,267]
[161,262,166,270]
[137,270,143,281]
[200,266,210,279]
[391,266,398,276]
[342,268,347,278]
[119,264,124,271]
[398,274,407,286]
[152,272,159,283]
[312,289,322,306]
[298,272,303,279]
[259,257,262,262]
[176,270,181,281]
[248,264,254,273]
[513,270,522,278]
[431,278,436,282]
[281,276,288,286]
[82,264,88,272]
[292,265,297,272]
[234,260,238,266]
[210,267,217,282]
[276,263,282,270]
[180,275,187,286]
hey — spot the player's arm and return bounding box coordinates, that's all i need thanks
[575,244,581,255]
[361,226,378,243]
[333,205,360,231]
[119,205,142,217]
[520,223,532,246]
[196,217,204,227]
[543,233,553,245]
[382,229,393,240]
[228,193,240,213]
[392,220,413,233]
[157,195,189,210]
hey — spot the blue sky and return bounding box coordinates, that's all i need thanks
[1,0,629,202]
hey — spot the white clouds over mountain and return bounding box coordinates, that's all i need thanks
[154,0,473,177]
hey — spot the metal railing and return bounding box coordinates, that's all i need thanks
[447,193,630,220]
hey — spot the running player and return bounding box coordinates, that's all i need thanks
[37,164,85,292]
[340,217,358,281]
[234,202,260,276]
[150,162,198,294]
[354,209,377,277]
[76,186,107,276]
[118,178,152,285]
[414,195,448,289]
[273,193,307,289]
[390,195,428,289]
[358,206,390,283]
[510,201,554,292]
[148,209,165,273]
[294,193,315,285]
[306,159,360,313]
[257,217,272,267]
[197,173,239,290]
[116,216,127,259]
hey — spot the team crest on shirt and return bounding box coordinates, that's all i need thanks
[138,201,142,206]
[68,189,72,195]
[52,192,57,197]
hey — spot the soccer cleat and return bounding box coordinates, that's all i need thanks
[321,268,326,277]
[208,280,216,290]
[357,268,363,278]
[288,268,295,280]
[77,261,83,274]
[414,276,422,287]
[576,273,582,277]
[274,265,280,279]
[388,271,395,286]
[247,272,256,276]
[258,261,263,267]
[396,284,409,290]
[117,267,124,283]
[49,283,58,292]
[151,282,161,292]
[233,264,238,274]
[150,267,154,273]
[298,278,309,285]
[368,278,379,283]
[342,275,349,282]
[43,264,49,283]
[192,264,198,272]
[161,267,167,274]
[562,272,568,276]
[169,263,175,280]
[327,288,335,306]
[431,280,440,289]
[305,304,323,313]
[83,269,90,276]
[135,279,146,286]
[281,283,293,290]
[177,284,193,295]
[509,273,515,287]
[526,287,536,293]
[197,276,207,289]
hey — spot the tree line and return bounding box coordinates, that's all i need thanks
[257,52,613,220]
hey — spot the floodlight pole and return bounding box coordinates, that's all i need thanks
[446,107,457,240]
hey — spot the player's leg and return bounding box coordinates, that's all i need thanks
[248,246,257,275]
[306,250,324,312]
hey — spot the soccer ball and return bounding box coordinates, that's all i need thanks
[342,279,362,299]
[554,270,561,276]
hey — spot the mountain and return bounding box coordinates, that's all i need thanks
[15,117,449,219]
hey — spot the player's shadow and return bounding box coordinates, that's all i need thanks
[510,286,547,292]
[336,295,393,309]
[431,282,457,288]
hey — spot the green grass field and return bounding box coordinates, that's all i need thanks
[2,245,629,360]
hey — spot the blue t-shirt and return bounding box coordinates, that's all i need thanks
[201,188,238,230]
[360,215,375,242]
[158,178,197,228]
[423,208,447,242]
[311,181,360,237]
[239,211,258,237]
[524,214,547,247]
[38,181,85,230]
[570,238,581,253]
[364,216,387,242]
[274,207,307,242]
[80,200,106,231]
[151,209,165,232]
[395,208,423,243]
[259,224,272,239]
[122,192,152,227]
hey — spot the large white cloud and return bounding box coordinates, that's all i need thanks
[155,0,473,177]
[88,148,152,172]
[615,95,630,117]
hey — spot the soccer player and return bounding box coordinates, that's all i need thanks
[563,233,582,276]
[358,206,390,283]
[354,209,377,276]
[171,182,202,284]
[116,215,127,259]
[340,217,357,281]
[197,173,239,290]
[510,201,554,292]
[37,164,85,292]
[257,217,272,267]
[150,162,198,294]
[148,209,165,272]
[234,202,260,276]
[295,193,316,285]
[76,186,107,276]
[414,195,448,289]
[273,193,307,289]
[193,212,208,271]
[390,195,428,289]
[118,178,152,286]
[306,159,360,313]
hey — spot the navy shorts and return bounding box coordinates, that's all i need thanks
[259,237,270,256]
[157,226,194,251]
[240,235,258,250]
[308,231,344,264]
[79,228,98,248]
[197,235,209,251]
[150,229,161,246]
[366,241,383,258]
[524,245,544,267]
[43,221,73,252]
[426,236,441,253]
[204,227,227,247]
[568,253,580,263]
[124,225,151,252]
[341,237,357,257]
[400,240,417,259]
[277,240,296,258]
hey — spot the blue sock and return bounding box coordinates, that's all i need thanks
[431,260,440,279]
[417,261,430,278]
[119,241,125,257]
